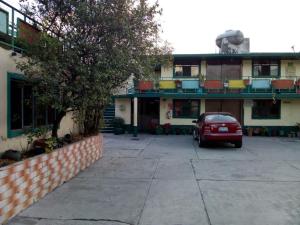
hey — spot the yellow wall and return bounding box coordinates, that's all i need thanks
[115,98,131,124]
[0,47,78,152]
[244,99,300,126]
[242,60,252,79]
[280,60,300,79]
[159,98,204,125]
[201,60,206,77]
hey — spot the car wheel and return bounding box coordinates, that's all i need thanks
[193,129,198,140]
[234,141,242,148]
[198,136,206,148]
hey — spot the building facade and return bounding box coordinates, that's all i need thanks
[114,53,300,136]
[0,1,78,151]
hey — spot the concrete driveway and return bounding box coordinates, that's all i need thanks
[8,134,300,225]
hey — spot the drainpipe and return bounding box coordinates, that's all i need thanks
[133,97,138,137]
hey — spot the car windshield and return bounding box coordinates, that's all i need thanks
[205,114,237,122]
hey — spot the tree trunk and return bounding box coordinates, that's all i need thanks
[51,111,67,138]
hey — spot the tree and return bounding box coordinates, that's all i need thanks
[18,0,172,137]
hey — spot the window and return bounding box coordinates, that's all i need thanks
[173,99,199,118]
[205,114,237,122]
[252,100,281,119]
[0,9,9,34]
[253,59,280,77]
[206,60,241,81]
[174,65,199,77]
[9,78,56,134]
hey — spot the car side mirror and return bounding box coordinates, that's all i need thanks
[192,120,197,123]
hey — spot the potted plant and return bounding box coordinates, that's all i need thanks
[112,117,125,135]
[198,73,205,87]
[175,80,182,89]
[162,123,171,135]
[155,125,163,135]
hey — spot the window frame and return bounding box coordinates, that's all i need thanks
[173,64,200,78]
[173,99,200,119]
[251,99,281,120]
[0,8,9,34]
[252,59,280,78]
[7,72,56,138]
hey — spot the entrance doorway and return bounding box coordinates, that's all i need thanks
[137,98,160,132]
[205,99,243,124]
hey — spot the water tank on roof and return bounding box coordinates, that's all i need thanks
[216,30,244,47]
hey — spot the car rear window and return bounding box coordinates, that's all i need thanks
[205,114,237,122]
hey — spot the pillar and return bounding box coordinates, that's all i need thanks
[133,97,138,137]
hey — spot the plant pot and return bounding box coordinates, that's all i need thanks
[1,150,22,161]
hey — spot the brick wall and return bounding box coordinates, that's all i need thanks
[0,134,103,224]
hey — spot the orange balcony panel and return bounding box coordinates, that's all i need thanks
[271,80,294,89]
[137,81,153,91]
[204,80,223,89]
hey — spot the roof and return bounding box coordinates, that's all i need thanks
[173,52,300,60]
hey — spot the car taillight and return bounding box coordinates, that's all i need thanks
[204,125,211,133]
[236,126,242,134]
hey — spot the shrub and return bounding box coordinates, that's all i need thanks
[112,117,125,128]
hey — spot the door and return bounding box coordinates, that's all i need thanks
[138,98,160,132]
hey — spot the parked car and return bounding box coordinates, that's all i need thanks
[192,112,243,148]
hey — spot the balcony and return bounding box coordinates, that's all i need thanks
[0,0,40,53]
[123,77,300,99]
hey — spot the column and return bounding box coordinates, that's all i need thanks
[133,97,138,137]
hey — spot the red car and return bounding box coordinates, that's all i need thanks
[193,112,243,148]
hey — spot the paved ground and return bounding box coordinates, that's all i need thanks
[9,134,300,225]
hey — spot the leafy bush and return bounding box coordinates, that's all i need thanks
[112,117,125,128]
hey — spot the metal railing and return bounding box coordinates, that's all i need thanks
[0,0,39,52]
[124,76,300,95]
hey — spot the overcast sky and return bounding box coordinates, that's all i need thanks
[8,0,300,53]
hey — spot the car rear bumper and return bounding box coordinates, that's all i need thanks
[203,133,242,142]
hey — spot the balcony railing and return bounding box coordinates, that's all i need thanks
[125,77,300,96]
[0,0,40,52]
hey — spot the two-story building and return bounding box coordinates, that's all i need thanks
[114,53,300,136]
[0,1,78,151]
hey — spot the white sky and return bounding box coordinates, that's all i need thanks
[8,0,300,53]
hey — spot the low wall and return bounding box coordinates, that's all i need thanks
[0,134,103,224]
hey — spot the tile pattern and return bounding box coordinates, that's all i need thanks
[0,135,103,224]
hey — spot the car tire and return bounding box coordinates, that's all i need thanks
[234,141,242,148]
[198,136,206,148]
[193,129,198,140]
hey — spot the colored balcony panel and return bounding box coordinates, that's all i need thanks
[271,80,294,89]
[159,80,176,89]
[251,79,271,89]
[137,81,153,91]
[182,80,199,89]
[228,80,246,89]
[204,80,223,89]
